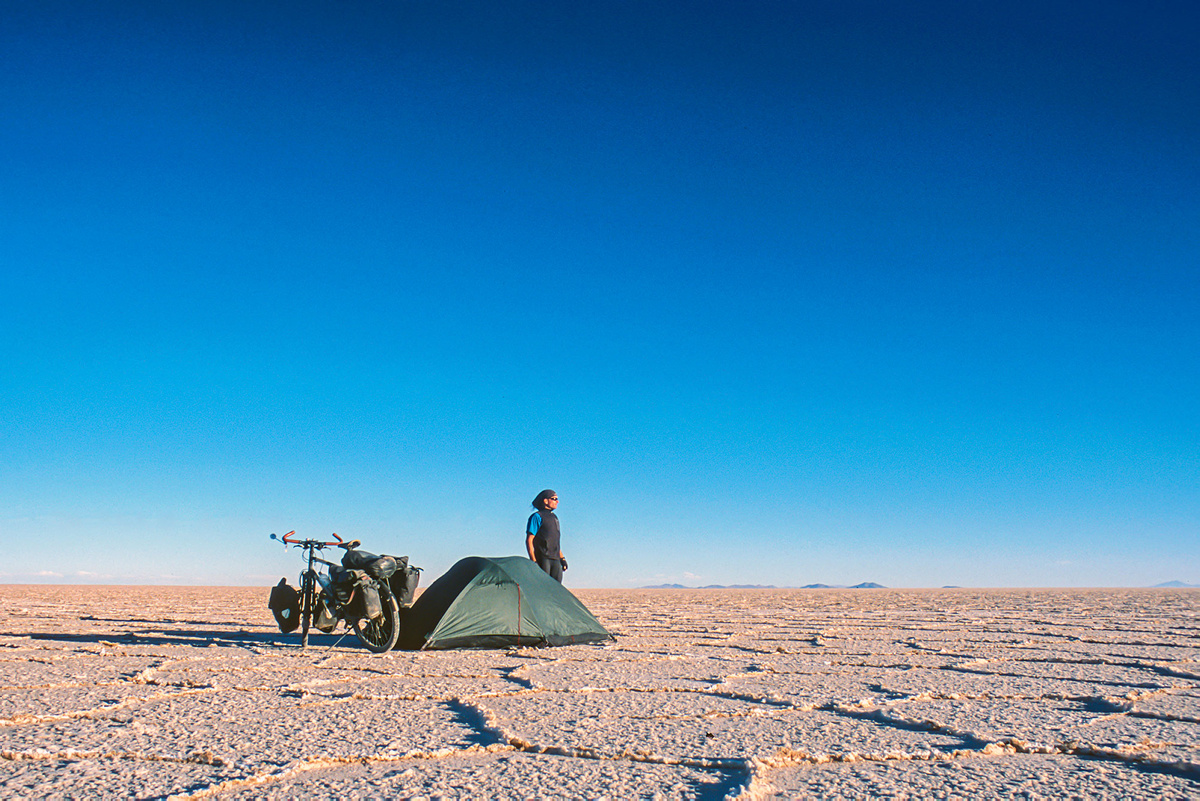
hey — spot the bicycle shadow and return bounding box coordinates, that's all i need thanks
[23,629,371,651]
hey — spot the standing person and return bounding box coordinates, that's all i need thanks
[526,489,567,582]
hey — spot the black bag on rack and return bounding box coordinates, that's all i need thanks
[385,556,422,606]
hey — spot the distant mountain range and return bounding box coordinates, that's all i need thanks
[640,583,779,589]
[639,581,1198,589]
[640,582,887,589]
[701,584,778,589]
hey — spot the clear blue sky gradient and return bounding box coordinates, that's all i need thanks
[3,2,1197,587]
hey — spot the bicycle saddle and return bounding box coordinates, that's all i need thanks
[341,549,398,579]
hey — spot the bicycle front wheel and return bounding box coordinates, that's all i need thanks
[351,583,400,653]
[300,570,317,648]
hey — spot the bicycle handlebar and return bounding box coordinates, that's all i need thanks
[272,531,361,550]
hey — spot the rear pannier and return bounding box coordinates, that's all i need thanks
[385,555,422,607]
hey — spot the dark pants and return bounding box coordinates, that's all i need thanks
[536,554,563,583]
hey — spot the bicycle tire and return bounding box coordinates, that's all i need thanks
[300,570,316,648]
[351,582,400,653]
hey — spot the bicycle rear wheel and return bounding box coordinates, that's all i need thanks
[351,583,400,653]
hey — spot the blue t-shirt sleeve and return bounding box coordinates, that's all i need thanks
[526,511,542,537]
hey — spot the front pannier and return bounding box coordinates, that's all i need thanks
[268,578,301,633]
[314,594,337,632]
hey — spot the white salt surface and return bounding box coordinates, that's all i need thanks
[0,586,1196,799]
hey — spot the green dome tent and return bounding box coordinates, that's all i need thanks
[397,556,614,650]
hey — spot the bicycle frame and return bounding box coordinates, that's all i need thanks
[275,531,345,647]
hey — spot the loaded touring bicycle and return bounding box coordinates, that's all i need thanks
[268,531,420,653]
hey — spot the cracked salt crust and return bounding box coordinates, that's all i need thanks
[874,665,1174,701]
[518,654,759,693]
[488,702,968,763]
[0,689,481,766]
[756,752,1198,798]
[718,666,903,707]
[1132,690,1200,722]
[0,585,1196,799]
[216,750,742,800]
[0,652,162,686]
[2,752,248,797]
[875,698,1107,747]
[0,683,173,724]
[476,689,785,736]
[1072,714,1200,751]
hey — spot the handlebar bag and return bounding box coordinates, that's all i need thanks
[268,578,301,633]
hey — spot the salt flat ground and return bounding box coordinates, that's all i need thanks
[0,587,1197,799]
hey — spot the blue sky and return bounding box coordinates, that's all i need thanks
[2,1,1197,588]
